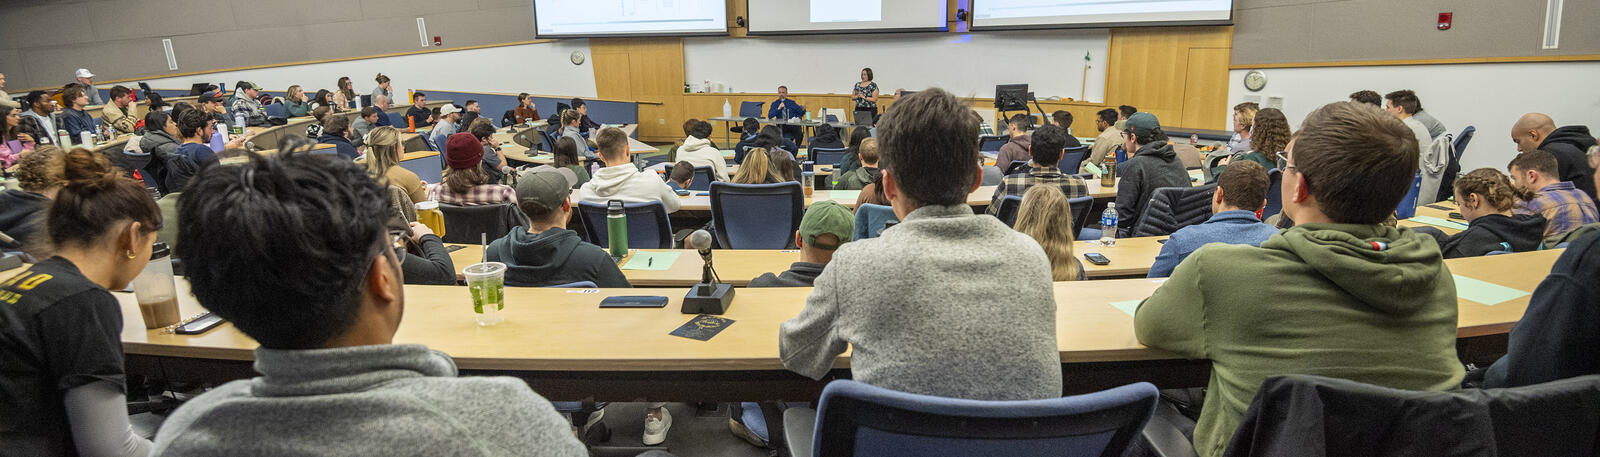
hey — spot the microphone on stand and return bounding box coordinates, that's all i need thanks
[0,230,23,271]
[682,229,734,314]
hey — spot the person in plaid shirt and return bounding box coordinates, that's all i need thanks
[428,132,515,206]
[229,82,269,127]
[989,124,1089,215]
[1508,150,1599,238]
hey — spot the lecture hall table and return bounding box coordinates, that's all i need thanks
[112,249,1557,401]
[445,237,1168,285]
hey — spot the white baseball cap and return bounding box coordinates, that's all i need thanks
[75,68,95,78]
[440,104,463,115]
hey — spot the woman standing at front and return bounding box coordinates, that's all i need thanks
[852,67,879,125]
[0,147,162,457]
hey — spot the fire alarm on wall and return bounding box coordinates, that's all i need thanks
[1437,12,1452,31]
[433,36,442,46]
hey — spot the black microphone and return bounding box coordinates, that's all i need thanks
[690,229,713,263]
[682,229,734,314]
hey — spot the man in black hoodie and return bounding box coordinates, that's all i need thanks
[1512,113,1597,202]
[485,168,629,288]
[1114,112,1192,237]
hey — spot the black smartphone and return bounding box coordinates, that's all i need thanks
[446,245,466,252]
[1449,212,1464,220]
[175,313,225,335]
[675,189,690,196]
[599,296,670,309]
[1084,253,1111,265]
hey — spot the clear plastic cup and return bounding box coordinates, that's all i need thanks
[463,262,506,326]
[131,243,180,329]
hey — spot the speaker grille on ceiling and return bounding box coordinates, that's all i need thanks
[1543,0,1562,49]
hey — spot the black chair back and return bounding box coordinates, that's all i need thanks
[438,203,527,244]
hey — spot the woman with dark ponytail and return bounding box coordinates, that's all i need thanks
[0,147,162,457]
[1419,168,1548,258]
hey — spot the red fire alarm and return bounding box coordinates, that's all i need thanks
[1437,12,1452,31]
[432,36,442,46]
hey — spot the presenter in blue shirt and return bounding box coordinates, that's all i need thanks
[768,86,805,145]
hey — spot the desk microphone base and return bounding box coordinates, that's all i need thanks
[682,283,734,315]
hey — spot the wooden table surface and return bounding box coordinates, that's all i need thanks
[1399,201,1466,235]
[448,245,800,287]
[647,186,995,213]
[112,248,1559,376]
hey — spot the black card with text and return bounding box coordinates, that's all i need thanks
[670,315,734,341]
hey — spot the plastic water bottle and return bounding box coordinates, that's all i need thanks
[57,129,71,148]
[1100,204,1118,246]
[233,113,246,136]
[722,99,732,118]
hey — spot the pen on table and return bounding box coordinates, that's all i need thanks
[648,257,653,267]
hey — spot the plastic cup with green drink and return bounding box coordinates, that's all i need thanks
[463,262,506,326]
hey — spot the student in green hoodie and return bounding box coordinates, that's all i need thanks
[1134,101,1465,457]
[486,168,630,289]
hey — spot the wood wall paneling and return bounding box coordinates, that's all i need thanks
[590,38,686,141]
[1105,26,1232,130]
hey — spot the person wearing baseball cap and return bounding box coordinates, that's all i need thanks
[426,132,514,206]
[72,69,103,105]
[747,200,855,288]
[486,167,628,288]
[229,81,269,127]
[196,90,233,130]
[428,104,464,157]
[1113,111,1191,237]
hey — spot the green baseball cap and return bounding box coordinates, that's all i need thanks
[1125,112,1161,138]
[799,201,855,250]
[514,168,572,215]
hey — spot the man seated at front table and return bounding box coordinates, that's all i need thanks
[489,168,629,288]
[994,114,1033,171]
[1114,112,1192,237]
[576,128,682,213]
[767,85,805,145]
[780,87,1063,401]
[989,124,1088,215]
[1508,149,1599,239]
[1147,160,1278,278]
[156,150,587,456]
[405,92,433,128]
[101,85,138,134]
[1134,101,1466,457]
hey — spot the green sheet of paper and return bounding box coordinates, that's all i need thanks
[1083,162,1103,176]
[1408,216,1468,231]
[621,252,681,271]
[1453,274,1529,306]
[1110,300,1142,317]
[826,190,860,201]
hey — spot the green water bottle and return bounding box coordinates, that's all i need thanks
[606,200,628,259]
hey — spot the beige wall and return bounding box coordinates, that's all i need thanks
[1,0,537,91]
[1232,0,1600,66]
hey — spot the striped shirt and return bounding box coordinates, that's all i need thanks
[989,166,1090,215]
[1515,181,1599,237]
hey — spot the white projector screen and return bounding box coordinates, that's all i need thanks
[748,0,947,34]
[533,0,728,37]
[971,0,1232,29]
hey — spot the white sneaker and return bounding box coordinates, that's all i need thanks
[642,407,672,446]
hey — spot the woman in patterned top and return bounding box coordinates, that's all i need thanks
[427,132,515,206]
[852,67,879,124]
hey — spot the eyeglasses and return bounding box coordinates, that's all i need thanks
[1276,151,1295,172]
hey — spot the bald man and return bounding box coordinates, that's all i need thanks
[1513,113,1598,202]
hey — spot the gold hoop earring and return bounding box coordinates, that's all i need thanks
[126,250,137,259]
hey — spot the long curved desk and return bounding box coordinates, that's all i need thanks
[114,249,1554,401]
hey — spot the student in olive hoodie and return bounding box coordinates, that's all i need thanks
[487,168,629,288]
[1114,112,1192,237]
[1134,101,1465,457]
[1416,168,1548,258]
[575,128,682,213]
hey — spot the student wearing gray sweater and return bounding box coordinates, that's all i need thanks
[154,151,586,457]
[780,88,1064,401]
